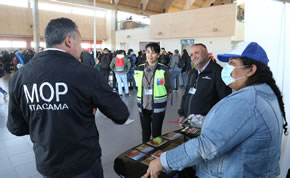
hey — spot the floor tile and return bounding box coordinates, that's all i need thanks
[9,151,35,167]
[14,162,39,178]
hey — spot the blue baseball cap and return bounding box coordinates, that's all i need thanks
[217,42,269,65]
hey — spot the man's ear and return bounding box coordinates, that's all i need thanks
[64,35,72,48]
[247,64,257,77]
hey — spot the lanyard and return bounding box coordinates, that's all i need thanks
[144,67,155,89]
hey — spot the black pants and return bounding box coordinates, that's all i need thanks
[43,158,103,178]
[100,69,110,84]
[112,71,117,89]
[140,109,165,143]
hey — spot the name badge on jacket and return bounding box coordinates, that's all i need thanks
[145,89,153,95]
[188,87,196,95]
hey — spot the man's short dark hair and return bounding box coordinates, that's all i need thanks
[103,48,109,51]
[174,49,179,54]
[193,43,207,50]
[161,48,165,51]
[44,18,78,48]
[145,42,160,54]
[128,49,133,54]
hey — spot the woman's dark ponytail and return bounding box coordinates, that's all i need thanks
[242,57,288,135]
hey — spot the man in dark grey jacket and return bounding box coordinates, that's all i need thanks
[7,18,129,178]
[178,43,231,126]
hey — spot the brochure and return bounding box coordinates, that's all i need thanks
[163,143,179,152]
[141,156,155,166]
[126,150,145,161]
[151,150,164,158]
[146,137,168,147]
[136,144,154,153]
[162,132,182,140]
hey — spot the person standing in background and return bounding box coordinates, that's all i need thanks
[169,49,182,91]
[180,49,191,87]
[110,50,131,96]
[127,49,137,90]
[99,48,112,84]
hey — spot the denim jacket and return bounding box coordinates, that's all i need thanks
[161,84,283,178]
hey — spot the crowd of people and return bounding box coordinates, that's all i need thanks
[0,48,35,99]
[4,17,289,178]
[78,46,192,97]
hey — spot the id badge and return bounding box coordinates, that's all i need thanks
[188,87,196,95]
[145,89,153,95]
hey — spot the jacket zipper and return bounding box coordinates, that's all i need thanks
[187,72,199,117]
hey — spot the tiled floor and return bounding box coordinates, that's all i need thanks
[0,73,183,178]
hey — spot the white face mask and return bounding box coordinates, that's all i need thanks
[221,64,247,86]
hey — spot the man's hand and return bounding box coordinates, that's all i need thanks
[141,158,164,178]
[95,59,100,64]
[93,108,96,115]
[179,116,185,128]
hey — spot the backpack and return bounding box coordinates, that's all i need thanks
[115,57,125,72]
[100,54,111,69]
[177,57,185,68]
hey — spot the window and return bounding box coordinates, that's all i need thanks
[0,40,27,48]
[11,41,27,48]
[92,44,101,49]
[0,41,12,48]
[81,43,92,49]
[31,42,46,48]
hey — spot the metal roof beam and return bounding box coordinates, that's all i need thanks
[139,0,149,10]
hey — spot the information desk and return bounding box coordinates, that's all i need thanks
[114,129,200,178]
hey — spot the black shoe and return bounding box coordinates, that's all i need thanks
[125,93,130,96]
[119,94,123,96]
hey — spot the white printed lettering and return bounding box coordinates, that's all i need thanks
[55,83,68,102]
[39,82,54,102]
[23,84,39,103]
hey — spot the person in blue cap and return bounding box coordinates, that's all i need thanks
[142,42,288,178]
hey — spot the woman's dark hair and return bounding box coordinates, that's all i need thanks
[242,57,288,135]
[145,42,160,54]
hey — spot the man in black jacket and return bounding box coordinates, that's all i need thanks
[7,18,129,178]
[178,43,231,125]
[99,48,112,84]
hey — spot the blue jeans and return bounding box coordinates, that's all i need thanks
[182,72,187,87]
[0,87,7,95]
[127,68,136,89]
[171,71,180,90]
[43,158,103,178]
[115,73,129,95]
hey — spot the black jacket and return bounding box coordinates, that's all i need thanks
[7,50,129,177]
[99,53,112,70]
[178,60,232,117]
[81,51,95,67]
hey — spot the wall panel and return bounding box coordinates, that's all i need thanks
[150,4,236,39]
[0,5,106,40]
